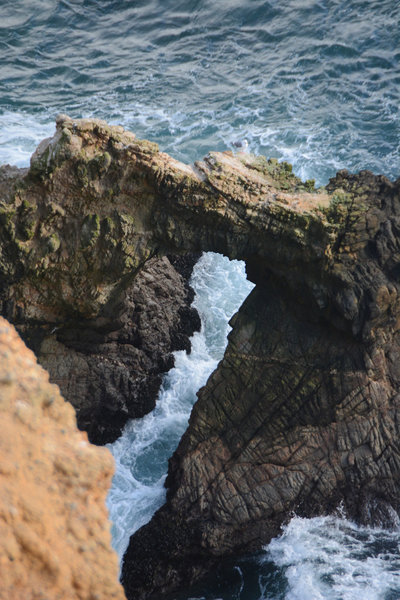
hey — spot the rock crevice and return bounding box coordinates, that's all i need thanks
[2,116,400,598]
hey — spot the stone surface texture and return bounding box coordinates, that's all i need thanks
[0,316,125,600]
[2,117,400,599]
[38,254,200,444]
[0,133,200,443]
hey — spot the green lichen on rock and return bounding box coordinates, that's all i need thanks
[244,156,316,192]
[99,215,121,253]
[45,233,61,254]
[80,214,100,248]
[303,178,316,192]
[119,213,135,225]
[76,162,90,188]
[320,189,368,245]
[267,201,329,249]
[322,190,354,224]
[101,215,117,236]
[88,152,112,177]
[120,240,139,270]
[16,198,37,241]
[0,204,16,239]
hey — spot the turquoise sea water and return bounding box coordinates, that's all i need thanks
[2,1,400,598]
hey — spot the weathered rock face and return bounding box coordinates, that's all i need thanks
[0,116,329,448]
[38,255,200,444]
[0,316,125,600]
[0,114,329,329]
[2,117,400,599]
[122,169,400,599]
[0,137,201,443]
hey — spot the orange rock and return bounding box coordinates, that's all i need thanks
[0,317,125,600]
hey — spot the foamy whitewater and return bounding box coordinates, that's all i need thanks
[2,0,400,597]
[107,253,255,561]
[265,516,400,600]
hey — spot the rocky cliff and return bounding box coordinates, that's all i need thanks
[2,116,400,599]
[0,130,200,444]
[37,254,200,444]
[0,316,125,600]
[122,168,400,599]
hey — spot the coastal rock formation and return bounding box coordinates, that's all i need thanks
[2,116,400,598]
[0,316,125,600]
[38,255,200,444]
[122,169,400,599]
[0,114,325,329]
[0,138,200,444]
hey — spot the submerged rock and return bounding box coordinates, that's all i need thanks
[2,117,400,598]
[0,317,124,600]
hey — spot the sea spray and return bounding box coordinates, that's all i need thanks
[2,1,399,597]
[107,252,254,560]
[2,1,399,182]
[106,254,400,600]
[265,515,400,600]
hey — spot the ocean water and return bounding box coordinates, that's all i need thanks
[2,0,400,598]
[107,253,255,561]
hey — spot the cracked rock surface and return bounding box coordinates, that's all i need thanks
[2,117,400,598]
[37,254,200,444]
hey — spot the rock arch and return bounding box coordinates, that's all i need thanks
[2,116,400,598]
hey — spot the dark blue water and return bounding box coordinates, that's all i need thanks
[1,0,399,182]
[2,1,400,599]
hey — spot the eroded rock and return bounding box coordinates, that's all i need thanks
[0,317,125,600]
[38,255,200,444]
[2,117,400,599]
[122,169,400,599]
[0,129,201,443]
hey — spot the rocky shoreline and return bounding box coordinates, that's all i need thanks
[2,116,400,599]
[0,144,201,444]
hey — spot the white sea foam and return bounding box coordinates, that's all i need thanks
[0,100,357,187]
[0,111,55,167]
[264,515,400,600]
[107,252,254,561]
[2,106,400,600]
[2,2,400,597]
[1,99,398,187]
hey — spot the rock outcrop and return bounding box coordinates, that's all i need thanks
[122,169,400,599]
[38,255,200,444]
[0,114,326,329]
[2,116,400,599]
[0,138,200,444]
[0,316,125,600]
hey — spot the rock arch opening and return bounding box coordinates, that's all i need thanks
[107,252,254,561]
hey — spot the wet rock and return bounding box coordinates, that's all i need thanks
[38,255,200,444]
[2,117,400,598]
[0,118,202,443]
[122,166,400,599]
